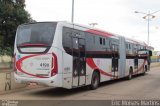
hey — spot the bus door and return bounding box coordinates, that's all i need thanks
[72,37,86,87]
[134,55,138,72]
[111,44,119,78]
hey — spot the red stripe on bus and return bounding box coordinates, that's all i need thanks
[86,58,114,77]
[86,29,113,37]
[133,60,147,74]
[16,54,49,78]
[20,44,48,47]
[87,58,147,78]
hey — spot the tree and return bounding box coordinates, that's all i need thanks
[0,0,33,66]
[0,0,32,57]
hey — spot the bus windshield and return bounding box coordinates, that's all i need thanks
[16,22,57,47]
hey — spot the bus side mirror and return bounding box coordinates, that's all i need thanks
[149,51,152,56]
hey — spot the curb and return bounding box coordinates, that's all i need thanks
[0,85,43,95]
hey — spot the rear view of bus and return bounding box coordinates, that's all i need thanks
[14,22,62,87]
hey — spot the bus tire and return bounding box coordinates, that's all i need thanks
[128,68,133,80]
[143,65,147,75]
[90,71,100,90]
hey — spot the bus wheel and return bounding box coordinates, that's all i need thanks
[128,68,133,80]
[143,65,147,75]
[90,71,100,90]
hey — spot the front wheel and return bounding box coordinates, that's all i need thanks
[128,72,132,80]
[127,68,133,80]
[90,71,100,90]
[143,65,147,75]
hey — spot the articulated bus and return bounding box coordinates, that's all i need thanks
[14,21,152,89]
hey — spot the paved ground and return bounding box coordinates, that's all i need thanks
[0,66,160,101]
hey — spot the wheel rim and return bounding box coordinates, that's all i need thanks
[93,75,98,87]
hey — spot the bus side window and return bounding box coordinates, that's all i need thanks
[99,37,102,45]
[62,27,72,55]
[103,38,105,45]
[105,38,110,51]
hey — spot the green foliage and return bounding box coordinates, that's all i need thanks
[0,46,13,56]
[0,0,33,56]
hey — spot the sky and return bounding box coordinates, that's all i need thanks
[25,0,160,51]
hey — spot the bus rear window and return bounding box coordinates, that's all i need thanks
[16,22,57,47]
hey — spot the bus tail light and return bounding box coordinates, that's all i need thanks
[51,53,58,76]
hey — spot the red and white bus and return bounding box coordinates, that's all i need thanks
[14,21,152,89]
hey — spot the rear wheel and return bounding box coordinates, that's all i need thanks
[128,68,133,80]
[143,65,147,75]
[90,71,100,90]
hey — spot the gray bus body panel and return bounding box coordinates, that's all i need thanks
[118,36,126,78]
